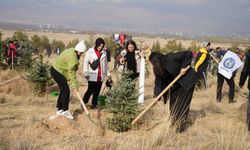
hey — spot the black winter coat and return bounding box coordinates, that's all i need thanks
[153,51,198,97]
[239,51,250,89]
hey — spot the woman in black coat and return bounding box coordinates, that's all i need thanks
[149,51,197,132]
[239,50,250,131]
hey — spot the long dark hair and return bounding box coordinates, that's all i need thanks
[124,40,138,74]
[125,40,137,51]
[149,52,165,77]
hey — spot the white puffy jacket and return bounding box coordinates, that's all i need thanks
[83,47,110,82]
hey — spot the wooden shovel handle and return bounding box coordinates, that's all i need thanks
[0,76,22,86]
[76,92,90,115]
[132,66,190,125]
[209,53,219,64]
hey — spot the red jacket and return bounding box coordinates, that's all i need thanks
[120,33,125,45]
[7,43,17,58]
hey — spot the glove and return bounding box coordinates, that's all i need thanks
[106,78,113,88]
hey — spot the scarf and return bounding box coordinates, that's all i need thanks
[126,51,137,73]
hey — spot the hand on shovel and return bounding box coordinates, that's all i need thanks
[180,66,189,76]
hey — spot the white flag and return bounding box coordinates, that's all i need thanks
[218,51,243,79]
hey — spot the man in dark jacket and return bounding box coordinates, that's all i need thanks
[239,50,250,131]
[149,51,198,132]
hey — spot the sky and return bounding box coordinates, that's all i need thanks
[0,0,250,37]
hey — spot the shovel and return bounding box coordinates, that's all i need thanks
[132,66,190,125]
[76,91,95,124]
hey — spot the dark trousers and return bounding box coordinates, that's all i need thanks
[247,92,250,131]
[216,73,235,102]
[83,81,103,106]
[196,71,207,89]
[169,84,195,132]
[50,67,70,111]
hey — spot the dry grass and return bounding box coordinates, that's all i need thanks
[1,29,250,149]
[1,67,250,150]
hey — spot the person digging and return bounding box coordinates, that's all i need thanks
[49,40,86,120]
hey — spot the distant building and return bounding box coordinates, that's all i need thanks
[69,31,77,34]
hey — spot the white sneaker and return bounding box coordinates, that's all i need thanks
[61,110,74,120]
[56,110,63,115]
[49,110,63,120]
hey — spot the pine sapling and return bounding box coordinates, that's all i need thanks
[106,69,139,132]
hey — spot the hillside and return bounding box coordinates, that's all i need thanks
[0,29,239,49]
[0,62,250,149]
[0,30,250,149]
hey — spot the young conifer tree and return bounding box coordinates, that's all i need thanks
[0,43,6,66]
[106,69,139,132]
[17,41,33,70]
[27,55,52,96]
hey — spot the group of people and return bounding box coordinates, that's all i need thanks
[50,38,250,133]
[194,44,245,104]
[150,42,250,132]
[50,38,144,120]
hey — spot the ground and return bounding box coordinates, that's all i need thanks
[1,63,250,150]
[0,30,250,150]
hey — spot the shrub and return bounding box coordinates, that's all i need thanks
[106,69,139,132]
[27,55,52,96]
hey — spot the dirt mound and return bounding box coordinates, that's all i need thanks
[38,117,75,134]
[33,109,107,137]
[8,109,110,149]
